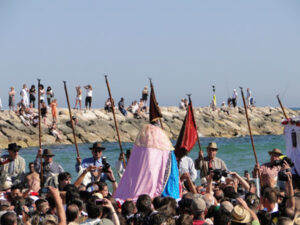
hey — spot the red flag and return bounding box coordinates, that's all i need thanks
[175,99,198,160]
[149,80,162,123]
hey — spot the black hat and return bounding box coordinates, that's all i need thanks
[89,142,106,151]
[42,149,55,157]
[6,143,21,152]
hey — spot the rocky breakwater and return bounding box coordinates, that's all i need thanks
[0,107,298,149]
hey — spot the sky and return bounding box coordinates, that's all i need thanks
[0,0,300,108]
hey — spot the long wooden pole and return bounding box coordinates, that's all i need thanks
[240,87,261,195]
[63,81,80,158]
[104,75,126,168]
[187,94,208,176]
[37,79,43,186]
[277,95,289,120]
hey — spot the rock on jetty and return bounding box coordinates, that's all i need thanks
[0,107,298,148]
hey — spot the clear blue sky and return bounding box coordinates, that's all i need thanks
[1,0,299,108]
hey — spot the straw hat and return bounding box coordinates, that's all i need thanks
[89,142,106,151]
[206,142,218,150]
[231,205,251,223]
[268,148,282,156]
[0,181,12,191]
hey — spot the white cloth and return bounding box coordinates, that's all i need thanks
[21,88,29,106]
[0,98,2,108]
[86,89,92,97]
[115,160,126,178]
[131,104,139,114]
[284,122,300,175]
[232,90,238,99]
[178,156,197,182]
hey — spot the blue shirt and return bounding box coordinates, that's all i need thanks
[76,157,108,182]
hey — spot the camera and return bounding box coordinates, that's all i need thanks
[270,156,294,168]
[40,187,49,194]
[102,157,111,173]
[211,169,228,181]
[278,169,291,182]
[95,199,104,206]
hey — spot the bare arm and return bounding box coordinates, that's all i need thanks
[103,199,120,225]
[48,186,67,225]
[229,171,250,191]
[237,198,259,222]
[73,165,96,188]
[180,172,197,194]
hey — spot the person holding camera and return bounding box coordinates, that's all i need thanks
[252,148,284,188]
[194,142,228,178]
[76,142,117,185]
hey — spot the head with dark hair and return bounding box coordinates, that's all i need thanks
[58,172,71,185]
[262,187,278,211]
[245,193,260,213]
[223,186,239,199]
[35,198,50,214]
[152,196,164,210]
[66,204,79,223]
[277,217,293,225]
[86,196,103,219]
[121,200,136,218]
[136,194,152,214]
[96,182,109,198]
[10,184,23,199]
[11,196,25,216]
[148,212,167,225]
[175,214,193,225]
[158,197,177,217]
[178,198,193,215]
[257,210,272,225]
[68,198,84,211]
[1,212,17,225]
[182,192,194,199]
[65,184,80,204]
[214,208,231,225]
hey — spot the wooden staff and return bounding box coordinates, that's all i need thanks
[187,94,208,176]
[277,95,289,120]
[104,75,126,168]
[37,79,43,185]
[63,81,80,158]
[240,87,261,195]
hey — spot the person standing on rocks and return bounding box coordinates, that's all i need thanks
[246,88,252,108]
[20,84,29,108]
[84,85,93,110]
[46,86,54,106]
[142,86,148,111]
[194,142,228,178]
[0,143,26,186]
[74,86,82,110]
[29,84,36,108]
[232,89,238,108]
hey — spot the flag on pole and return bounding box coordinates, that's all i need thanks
[175,98,198,160]
[149,80,162,123]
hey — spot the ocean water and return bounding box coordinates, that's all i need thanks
[10,135,285,186]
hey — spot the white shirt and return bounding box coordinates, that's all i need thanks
[86,89,92,97]
[131,103,139,113]
[232,91,238,99]
[178,156,197,182]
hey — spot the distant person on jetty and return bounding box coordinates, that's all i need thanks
[246,88,252,108]
[50,99,58,122]
[252,148,284,188]
[118,97,127,116]
[20,84,29,107]
[0,143,25,186]
[41,101,47,124]
[179,98,186,110]
[29,84,36,108]
[39,84,45,103]
[74,86,82,110]
[0,97,2,111]
[8,87,15,111]
[46,86,54,106]
[142,86,148,111]
[34,148,64,185]
[49,121,63,141]
[194,142,228,178]
[84,85,93,110]
[104,98,113,112]
[232,89,238,107]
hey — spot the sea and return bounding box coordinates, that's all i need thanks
[11,135,286,186]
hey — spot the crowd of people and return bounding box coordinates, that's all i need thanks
[0,135,299,225]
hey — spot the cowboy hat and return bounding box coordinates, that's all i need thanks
[206,142,218,150]
[6,143,21,152]
[42,149,55,157]
[89,142,106,151]
[268,148,282,156]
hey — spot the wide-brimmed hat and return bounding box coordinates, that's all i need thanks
[231,205,251,223]
[42,149,55,157]
[0,181,12,191]
[6,143,21,152]
[207,142,218,150]
[268,148,282,156]
[89,142,106,151]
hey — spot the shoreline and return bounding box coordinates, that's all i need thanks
[0,106,298,148]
